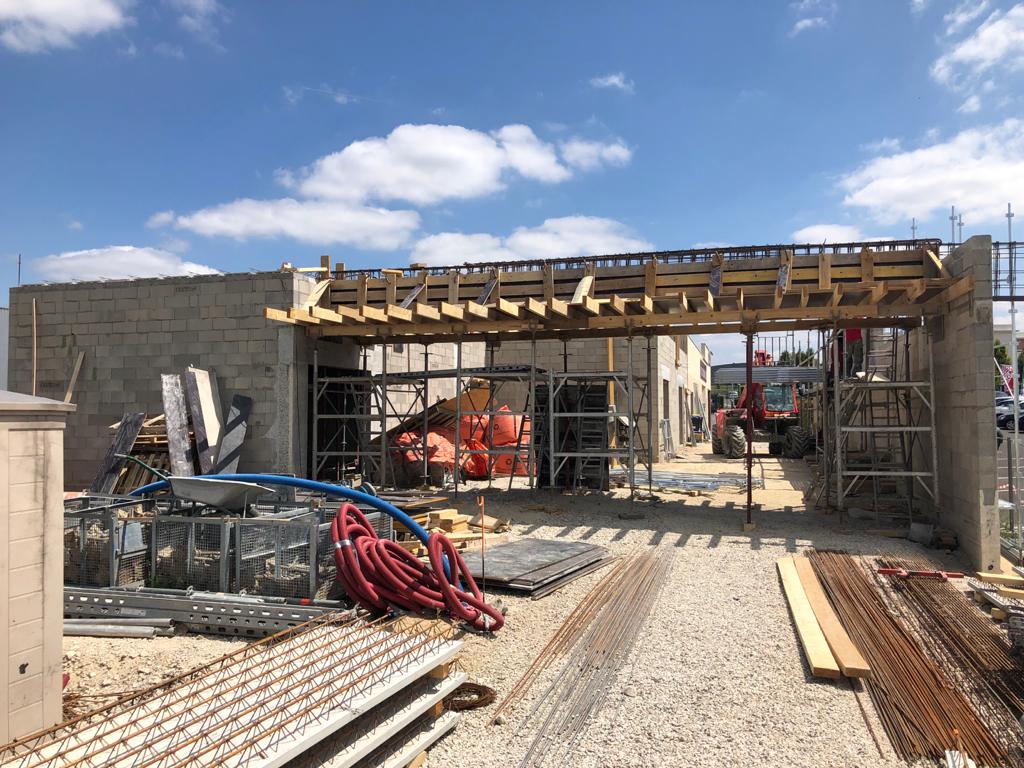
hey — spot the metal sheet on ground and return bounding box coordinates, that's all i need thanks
[459,539,607,591]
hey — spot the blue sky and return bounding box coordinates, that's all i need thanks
[1,1,1022,358]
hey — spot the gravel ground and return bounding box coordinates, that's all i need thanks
[61,443,961,767]
[428,444,962,768]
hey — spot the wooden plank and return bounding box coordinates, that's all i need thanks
[161,374,194,477]
[303,279,332,309]
[708,254,723,298]
[525,297,547,318]
[818,253,832,289]
[571,275,595,304]
[975,572,1024,588]
[548,297,569,318]
[264,307,301,325]
[213,395,252,474]
[184,367,225,475]
[440,302,464,321]
[464,301,489,320]
[860,248,874,282]
[495,297,520,318]
[312,305,364,324]
[777,557,841,679]
[997,586,1024,599]
[89,413,145,494]
[793,557,870,678]
[361,305,388,323]
[64,350,85,404]
[414,303,440,321]
[926,249,950,278]
[386,304,413,323]
[288,307,321,324]
[447,270,460,304]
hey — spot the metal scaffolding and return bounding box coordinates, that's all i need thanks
[824,325,938,522]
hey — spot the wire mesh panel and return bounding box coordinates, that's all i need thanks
[235,518,316,599]
[151,516,231,592]
[64,500,153,588]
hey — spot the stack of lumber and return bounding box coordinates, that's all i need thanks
[776,555,870,679]
[108,414,175,494]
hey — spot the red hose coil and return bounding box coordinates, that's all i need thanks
[330,502,504,632]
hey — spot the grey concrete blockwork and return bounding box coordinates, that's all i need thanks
[909,236,998,570]
[8,271,358,488]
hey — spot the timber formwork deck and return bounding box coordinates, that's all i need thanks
[265,240,972,343]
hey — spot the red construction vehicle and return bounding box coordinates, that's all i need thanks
[711,352,811,459]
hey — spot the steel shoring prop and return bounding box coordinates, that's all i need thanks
[11,616,452,768]
[745,330,753,527]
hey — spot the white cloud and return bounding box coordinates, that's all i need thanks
[68,219,83,231]
[840,118,1024,225]
[492,125,570,183]
[34,245,219,282]
[958,93,982,112]
[911,0,930,14]
[163,122,631,249]
[931,5,1024,93]
[174,198,420,249]
[283,84,353,106]
[691,241,735,249]
[154,41,185,59]
[410,216,653,267]
[147,210,175,228]
[944,0,990,36]
[166,0,226,48]
[790,17,828,35]
[589,72,635,94]
[862,137,901,153]
[560,138,632,171]
[791,224,865,243]
[0,0,129,53]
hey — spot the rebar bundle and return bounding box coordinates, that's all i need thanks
[807,550,1010,766]
[510,547,673,768]
[876,555,1024,761]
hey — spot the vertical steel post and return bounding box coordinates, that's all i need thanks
[313,348,320,482]
[528,336,537,488]
[422,344,430,486]
[820,330,829,507]
[454,339,463,497]
[548,369,556,489]
[646,335,654,493]
[627,334,636,496]
[745,332,753,526]
[833,326,844,514]
[379,344,388,488]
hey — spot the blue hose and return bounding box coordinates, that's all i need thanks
[129,473,433,548]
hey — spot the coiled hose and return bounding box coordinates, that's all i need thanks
[331,503,504,632]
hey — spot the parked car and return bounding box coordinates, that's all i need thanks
[996,397,1024,427]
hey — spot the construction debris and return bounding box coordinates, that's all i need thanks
[459,538,610,595]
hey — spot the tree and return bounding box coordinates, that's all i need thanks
[778,350,793,366]
[995,340,1010,366]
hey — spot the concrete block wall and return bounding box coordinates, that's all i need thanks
[8,272,357,489]
[909,236,999,570]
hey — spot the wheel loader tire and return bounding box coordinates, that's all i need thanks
[711,432,723,454]
[768,441,782,456]
[783,426,811,458]
[724,424,747,459]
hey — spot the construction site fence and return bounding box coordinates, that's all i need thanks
[63,500,392,600]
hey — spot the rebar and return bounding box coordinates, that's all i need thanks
[808,550,1010,766]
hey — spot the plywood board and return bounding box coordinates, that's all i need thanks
[88,413,145,494]
[184,367,224,474]
[793,556,870,678]
[161,374,194,477]
[213,394,252,474]
[777,557,841,679]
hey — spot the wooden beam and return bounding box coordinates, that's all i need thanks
[64,350,85,404]
[645,259,658,297]
[356,274,368,306]
[361,305,388,323]
[385,273,398,306]
[926,248,950,278]
[818,252,832,289]
[709,253,723,298]
[800,286,810,308]
[676,292,689,314]
[549,297,569,318]
[543,264,554,301]
[495,297,520,318]
[827,284,842,307]
[777,557,841,679]
[525,297,548,318]
[464,300,489,320]
[905,278,927,303]
[386,304,413,323]
[320,254,331,277]
[303,279,332,309]
[923,274,974,311]
[639,294,654,314]
[975,571,1024,588]
[859,283,888,306]
[288,307,322,324]
[575,295,601,316]
[571,275,595,304]
[793,558,870,678]
[735,288,744,311]
[414,302,440,321]
[447,270,460,304]
[440,302,465,321]
[314,304,364,324]
[860,247,874,282]
[264,307,302,325]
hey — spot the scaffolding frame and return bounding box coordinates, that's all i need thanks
[823,324,939,522]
